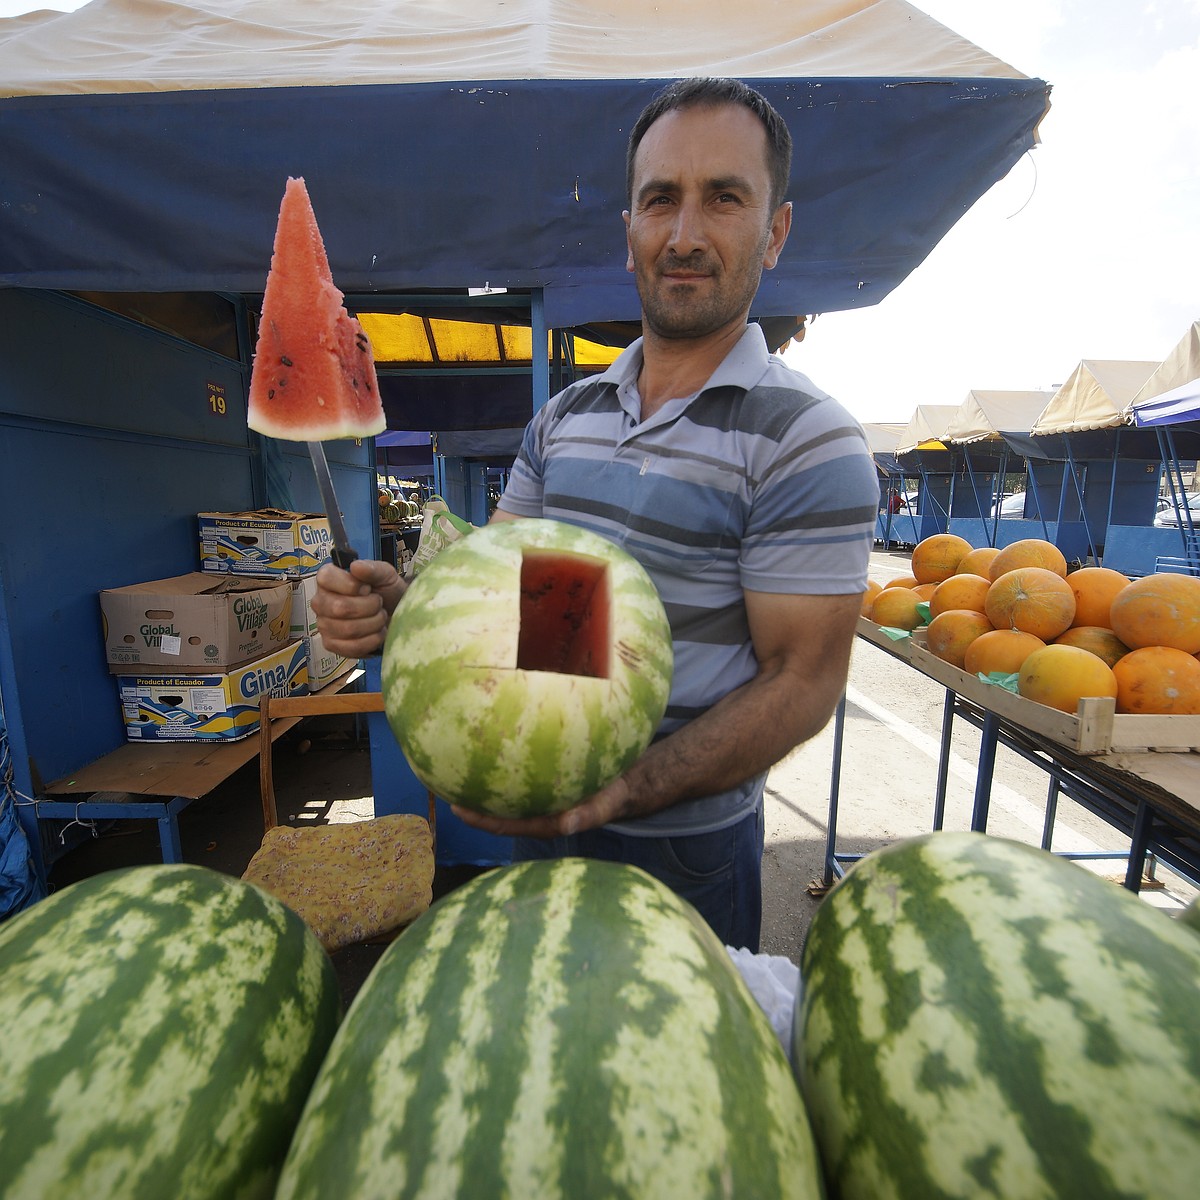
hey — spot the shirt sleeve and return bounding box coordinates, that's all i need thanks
[739,397,881,595]
[494,410,548,517]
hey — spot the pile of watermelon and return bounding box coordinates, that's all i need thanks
[2,837,1197,1199]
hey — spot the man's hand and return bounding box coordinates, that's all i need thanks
[450,774,637,840]
[311,558,406,658]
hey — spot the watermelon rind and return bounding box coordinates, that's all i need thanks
[0,864,342,1200]
[794,831,1200,1200]
[1178,893,1200,935]
[277,857,824,1200]
[381,518,673,817]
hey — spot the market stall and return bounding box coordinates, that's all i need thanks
[0,0,1052,888]
[940,388,1054,546]
[891,404,961,541]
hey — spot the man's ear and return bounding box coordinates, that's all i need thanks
[763,201,793,271]
[623,209,634,273]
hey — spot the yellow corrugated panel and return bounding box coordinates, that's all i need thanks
[429,317,502,362]
[357,312,621,367]
[357,313,433,363]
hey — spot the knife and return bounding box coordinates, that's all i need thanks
[306,440,359,569]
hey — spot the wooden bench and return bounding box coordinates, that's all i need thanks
[38,669,365,863]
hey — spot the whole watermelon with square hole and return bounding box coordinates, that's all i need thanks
[381,518,672,817]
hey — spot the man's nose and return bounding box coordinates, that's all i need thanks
[667,199,707,257]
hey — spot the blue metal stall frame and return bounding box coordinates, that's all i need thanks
[891,447,955,542]
[1131,392,1200,575]
[823,638,1200,894]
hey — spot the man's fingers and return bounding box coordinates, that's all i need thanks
[449,804,564,840]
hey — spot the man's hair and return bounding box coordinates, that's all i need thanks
[625,77,793,212]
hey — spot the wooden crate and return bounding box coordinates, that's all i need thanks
[907,641,1200,755]
[855,615,916,661]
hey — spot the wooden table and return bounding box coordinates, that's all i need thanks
[824,621,1200,891]
[38,669,363,863]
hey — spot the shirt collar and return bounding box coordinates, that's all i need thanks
[597,322,773,397]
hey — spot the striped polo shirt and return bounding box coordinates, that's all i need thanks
[498,323,879,836]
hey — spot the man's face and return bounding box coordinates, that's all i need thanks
[624,103,791,341]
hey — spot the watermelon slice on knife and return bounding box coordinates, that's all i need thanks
[247,176,385,441]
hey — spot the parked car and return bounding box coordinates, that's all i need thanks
[992,491,1028,519]
[1153,493,1200,529]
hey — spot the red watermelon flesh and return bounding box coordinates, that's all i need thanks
[516,550,611,679]
[247,177,385,441]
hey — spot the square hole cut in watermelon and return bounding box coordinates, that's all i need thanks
[517,551,610,679]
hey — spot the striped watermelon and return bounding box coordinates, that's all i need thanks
[1181,893,1200,935]
[382,518,672,817]
[0,865,342,1200]
[276,857,824,1199]
[794,832,1200,1200]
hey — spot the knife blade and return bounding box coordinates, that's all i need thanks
[306,440,359,569]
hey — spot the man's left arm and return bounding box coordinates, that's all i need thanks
[453,588,862,838]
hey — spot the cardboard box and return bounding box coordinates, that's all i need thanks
[198,509,332,578]
[289,575,351,688]
[101,573,293,672]
[116,641,309,743]
[290,574,320,641]
[305,628,351,689]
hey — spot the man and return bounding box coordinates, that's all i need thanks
[313,78,879,950]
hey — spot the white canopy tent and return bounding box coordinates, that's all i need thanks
[1029,360,1159,435]
[943,389,1056,443]
[0,0,1034,96]
[861,422,906,456]
[1127,320,1200,413]
[894,404,960,454]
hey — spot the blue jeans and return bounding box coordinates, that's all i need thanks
[513,803,765,951]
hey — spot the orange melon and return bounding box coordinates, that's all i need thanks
[963,629,1046,677]
[882,575,919,591]
[1017,644,1118,714]
[1066,566,1130,629]
[925,610,994,670]
[870,587,925,631]
[1108,572,1200,654]
[1112,645,1200,714]
[929,573,991,618]
[956,546,1001,578]
[984,568,1077,640]
[911,533,975,585]
[911,583,937,602]
[1053,626,1130,669]
[988,538,1068,581]
[861,580,884,617]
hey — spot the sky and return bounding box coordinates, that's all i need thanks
[782,0,1200,426]
[2,1,1197,429]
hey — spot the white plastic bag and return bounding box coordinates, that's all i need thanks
[726,946,802,1064]
[404,496,474,581]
